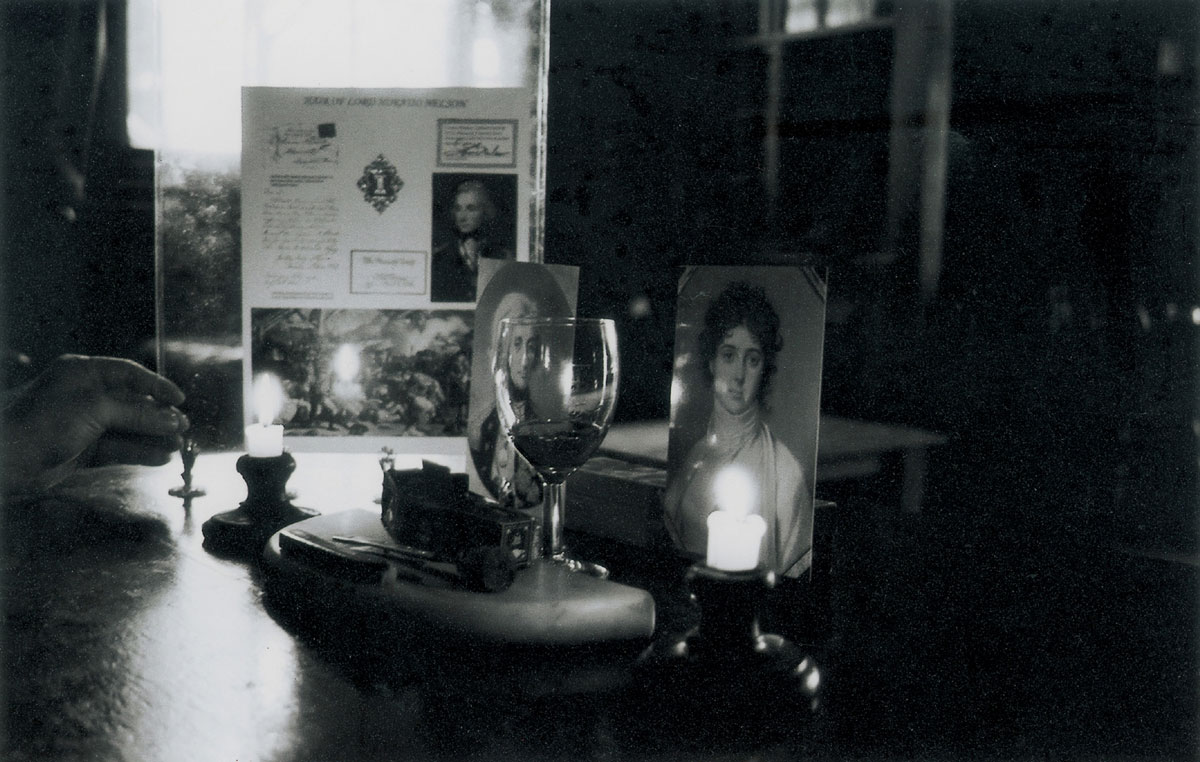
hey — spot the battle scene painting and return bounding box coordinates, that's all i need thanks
[250,308,473,438]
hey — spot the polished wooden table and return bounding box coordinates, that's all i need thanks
[3,452,825,761]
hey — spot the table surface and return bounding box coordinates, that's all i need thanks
[3,452,826,762]
[7,450,1195,760]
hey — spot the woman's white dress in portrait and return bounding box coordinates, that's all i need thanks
[664,402,812,578]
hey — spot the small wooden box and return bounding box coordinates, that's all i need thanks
[565,456,668,547]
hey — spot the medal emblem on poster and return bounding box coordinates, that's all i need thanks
[357,154,403,213]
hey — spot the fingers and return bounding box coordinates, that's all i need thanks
[65,355,186,407]
[55,356,189,438]
[5,356,190,492]
[97,394,190,438]
[91,432,183,468]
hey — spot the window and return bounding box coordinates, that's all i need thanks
[783,0,889,34]
[127,0,533,157]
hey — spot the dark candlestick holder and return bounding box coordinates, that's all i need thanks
[626,564,822,751]
[201,452,319,558]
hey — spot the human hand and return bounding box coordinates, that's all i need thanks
[3,355,190,493]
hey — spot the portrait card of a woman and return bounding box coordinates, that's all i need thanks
[664,266,826,578]
[466,259,578,511]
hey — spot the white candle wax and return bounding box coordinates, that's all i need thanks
[248,372,286,457]
[705,510,766,571]
[245,423,284,458]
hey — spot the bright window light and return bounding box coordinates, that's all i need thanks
[785,0,881,33]
[785,0,820,33]
[128,0,530,156]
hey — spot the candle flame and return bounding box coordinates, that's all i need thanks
[712,465,757,517]
[252,373,285,425]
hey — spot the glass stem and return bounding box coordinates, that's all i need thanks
[543,480,566,559]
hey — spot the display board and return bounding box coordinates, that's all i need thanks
[153,0,550,454]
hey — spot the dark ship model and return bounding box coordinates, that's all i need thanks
[380,459,535,591]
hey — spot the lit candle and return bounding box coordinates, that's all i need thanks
[246,373,285,458]
[245,422,283,458]
[704,466,766,572]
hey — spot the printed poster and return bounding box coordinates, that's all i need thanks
[240,87,535,457]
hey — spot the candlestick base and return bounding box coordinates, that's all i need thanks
[625,564,822,751]
[202,452,319,558]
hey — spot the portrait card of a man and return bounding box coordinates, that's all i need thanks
[466,259,579,512]
[429,173,518,303]
[664,266,826,579]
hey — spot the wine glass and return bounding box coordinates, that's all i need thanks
[493,316,619,577]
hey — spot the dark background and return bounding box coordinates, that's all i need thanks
[543,0,1197,553]
[3,0,1198,757]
